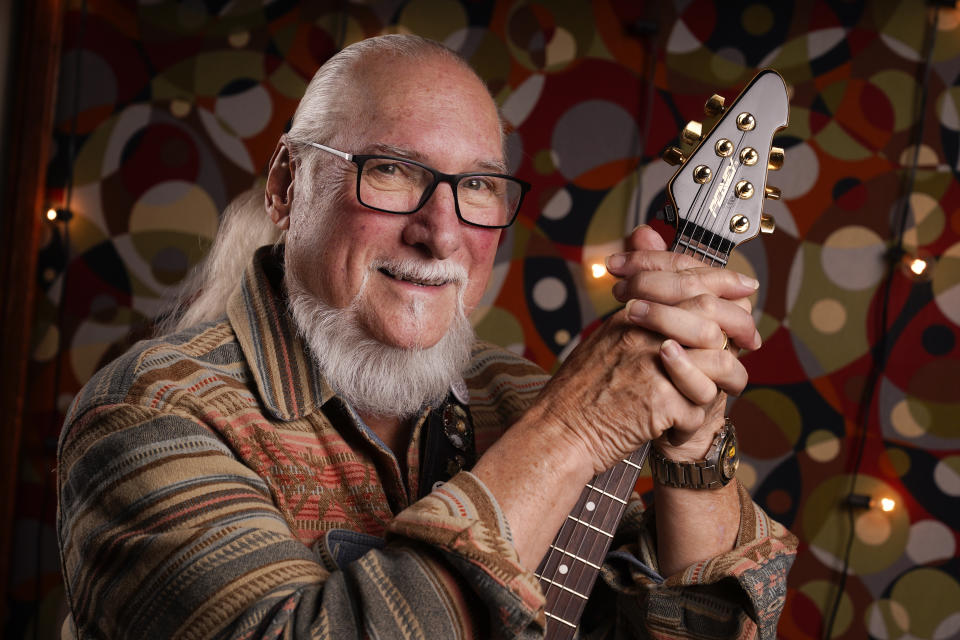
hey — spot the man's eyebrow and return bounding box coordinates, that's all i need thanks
[365,143,508,174]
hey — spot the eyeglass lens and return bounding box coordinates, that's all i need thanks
[359,158,521,227]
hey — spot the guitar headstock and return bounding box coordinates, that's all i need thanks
[662,70,789,261]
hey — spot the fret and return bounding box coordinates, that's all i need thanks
[621,458,643,471]
[546,545,602,570]
[544,611,577,629]
[565,515,614,538]
[537,575,590,600]
[546,519,608,569]
[583,483,628,504]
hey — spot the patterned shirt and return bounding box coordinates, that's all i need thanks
[57,246,797,639]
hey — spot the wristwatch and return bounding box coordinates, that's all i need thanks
[650,418,739,489]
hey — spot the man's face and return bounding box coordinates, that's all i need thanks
[285,55,504,351]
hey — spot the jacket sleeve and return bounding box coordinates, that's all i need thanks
[580,481,798,640]
[57,403,545,640]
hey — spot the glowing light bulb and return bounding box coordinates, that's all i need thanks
[46,208,58,221]
[880,498,895,512]
[909,258,927,276]
[591,263,607,279]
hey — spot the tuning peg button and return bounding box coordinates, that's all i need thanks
[681,120,703,146]
[760,213,776,234]
[662,146,686,166]
[764,186,782,200]
[705,94,725,116]
[768,147,784,171]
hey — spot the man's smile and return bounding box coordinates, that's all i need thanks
[377,266,448,287]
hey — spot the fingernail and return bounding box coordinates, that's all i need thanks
[754,329,762,347]
[738,273,760,290]
[661,339,682,359]
[626,299,648,320]
[613,280,627,298]
[606,253,626,271]
[631,223,650,234]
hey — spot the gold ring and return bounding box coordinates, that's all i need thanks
[719,331,729,351]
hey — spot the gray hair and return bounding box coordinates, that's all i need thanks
[156,34,487,335]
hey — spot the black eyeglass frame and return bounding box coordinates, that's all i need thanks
[301,140,531,229]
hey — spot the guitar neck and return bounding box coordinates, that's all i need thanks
[535,444,651,639]
[536,228,731,639]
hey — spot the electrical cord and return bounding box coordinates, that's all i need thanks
[820,5,939,639]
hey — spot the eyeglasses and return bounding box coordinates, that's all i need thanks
[302,141,530,229]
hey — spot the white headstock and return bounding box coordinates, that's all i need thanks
[662,70,790,261]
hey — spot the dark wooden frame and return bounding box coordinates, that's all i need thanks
[0,0,66,623]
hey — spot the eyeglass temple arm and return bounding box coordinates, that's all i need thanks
[302,141,353,162]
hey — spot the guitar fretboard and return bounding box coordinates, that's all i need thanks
[534,444,650,637]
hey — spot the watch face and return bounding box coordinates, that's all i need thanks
[721,430,739,481]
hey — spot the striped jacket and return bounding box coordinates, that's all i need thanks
[57,246,797,639]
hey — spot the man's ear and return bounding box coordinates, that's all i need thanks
[265,138,296,230]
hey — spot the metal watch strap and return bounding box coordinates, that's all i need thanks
[650,418,733,489]
[650,451,727,488]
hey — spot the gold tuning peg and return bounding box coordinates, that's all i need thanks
[768,147,784,171]
[681,120,703,146]
[760,213,776,234]
[704,94,725,117]
[764,186,781,200]
[662,146,686,166]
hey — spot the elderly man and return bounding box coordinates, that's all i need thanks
[58,35,796,639]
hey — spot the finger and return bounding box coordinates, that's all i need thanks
[626,296,761,351]
[681,348,750,396]
[613,266,759,307]
[659,339,719,406]
[625,224,668,252]
[606,247,706,279]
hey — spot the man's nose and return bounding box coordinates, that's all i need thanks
[401,182,462,260]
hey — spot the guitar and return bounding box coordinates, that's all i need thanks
[534,69,790,639]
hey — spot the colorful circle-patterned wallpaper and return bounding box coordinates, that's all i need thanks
[12,1,960,638]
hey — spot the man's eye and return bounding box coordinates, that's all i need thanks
[464,178,489,191]
[372,163,400,176]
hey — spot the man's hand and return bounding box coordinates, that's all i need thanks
[604,225,760,461]
[534,225,759,474]
[472,225,760,569]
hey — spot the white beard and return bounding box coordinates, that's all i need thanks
[286,257,475,419]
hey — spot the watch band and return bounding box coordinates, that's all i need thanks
[650,418,737,489]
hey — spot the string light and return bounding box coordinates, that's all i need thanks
[845,493,896,512]
[44,207,73,222]
[889,246,935,281]
[908,256,927,276]
[591,263,607,279]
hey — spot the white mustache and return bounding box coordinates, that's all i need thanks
[371,257,468,288]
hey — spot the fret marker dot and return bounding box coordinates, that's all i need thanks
[559,564,569,574]
[586,501,596,511]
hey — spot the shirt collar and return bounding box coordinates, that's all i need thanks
[227,245,334,421]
